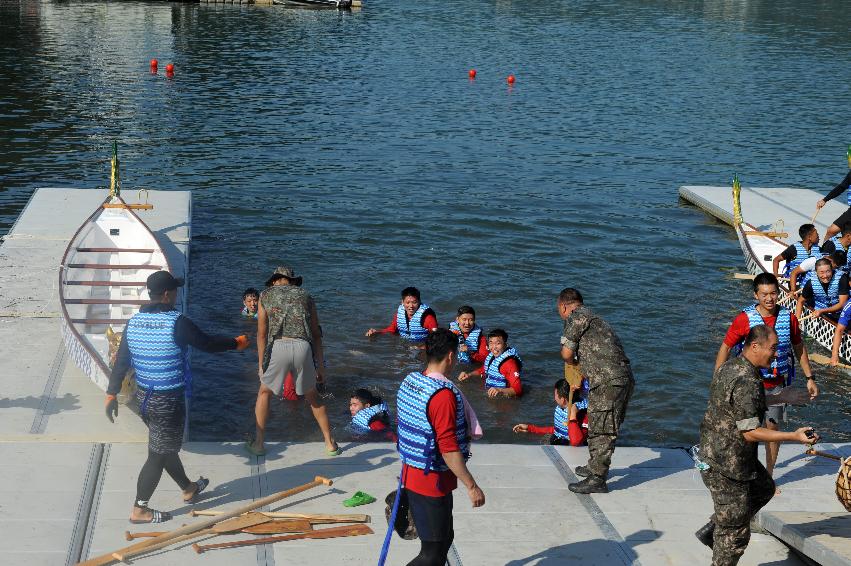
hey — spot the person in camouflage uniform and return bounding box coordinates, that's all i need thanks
[697,324,817,566]
[246,266,340,457]
[557,288,635,494]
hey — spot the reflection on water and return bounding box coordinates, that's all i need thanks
[2,0,851,445]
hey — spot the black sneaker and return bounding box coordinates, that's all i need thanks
[574,465,591,478]
[568,475,608,494]
[695,522,714,548]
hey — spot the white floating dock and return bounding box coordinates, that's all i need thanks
[1,441,833,565]
[679,184,846,241]
[0,188,191,442]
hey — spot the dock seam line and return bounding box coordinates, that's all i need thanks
[30,344,67,434]
[446,542,463,566]
[251,455,275,566]
[542,446,639,566]
[66,442,106,565]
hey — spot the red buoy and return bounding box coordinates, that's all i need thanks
[150,59,158,73]
[507,74,516,85]
[165,63,174,73]
[468,69,477,79]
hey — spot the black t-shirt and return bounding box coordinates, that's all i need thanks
[821,240,838,255]
[803,273,850,306]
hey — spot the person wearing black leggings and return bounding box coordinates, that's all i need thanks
[105,271,249,523]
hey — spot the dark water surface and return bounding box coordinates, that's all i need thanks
[2,0,851,446]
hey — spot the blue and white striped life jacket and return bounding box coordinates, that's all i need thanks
[483,347,522,389]
[811,270,843,310]
[125,310,187,391]
[396,372,470,473]
[350,402,390,436]
[449,321,483,364]
[552,405,571,440]
[785,242,821,278]
[396,303,431,342]
[739,305,794,387]
[829,235,851,274]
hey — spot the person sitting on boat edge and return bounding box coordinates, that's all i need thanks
[105,271,250,524]
[788,250,846,297]
[449,305,487,366]
[714,272,817,485]
[818,223,851,274]
[513,378,589,446]
[241,287,260,319]
[364,286,438,343]
[349,388,395,440]
[797,257,849,322]
[772,223,821,284]
[830,299,851,366]
[458,328,523,398]
[815,168,851,245]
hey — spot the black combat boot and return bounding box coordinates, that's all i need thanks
[694,521,714,548]
[574,465,591,478]
[568,475,608,494]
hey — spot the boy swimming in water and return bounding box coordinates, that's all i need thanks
[449,305,487,365]
[364,287,438,342]
[349,388,395,440]
[458,328,523,398]
[513,378,588,446]
[241,288,259,319]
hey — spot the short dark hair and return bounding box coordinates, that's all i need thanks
[558,288,583,305]
[815,257,833,271]
[487,328,508,343]
[752,273,779,293]
[265,273,285,288]
[743,324,776,348]
[425,328,458,363]
[842,223,851,236]
[833,250,848,267]
[554,378,571,399]
[799,223,816,240]
[457,305,476,318]
[243,288,259,300]
[351,388,382,407]
[401,287,421,301]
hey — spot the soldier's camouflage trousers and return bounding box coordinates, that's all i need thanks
[586,376,634,478]
[702,461,775,566]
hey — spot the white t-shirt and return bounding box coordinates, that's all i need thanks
[798,256,819,273]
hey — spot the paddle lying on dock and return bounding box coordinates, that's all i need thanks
[808,352,851,369]
[189,509,370,523]
[192,523,374,554]
[77,476,332,566]
[125,519,313,540]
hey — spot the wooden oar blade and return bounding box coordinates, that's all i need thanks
[212,512,271,533]
[563,363,583,388]
[242,519,312,534]
[193,523,373,554]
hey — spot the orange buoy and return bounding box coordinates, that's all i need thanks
[468,69,477,79]
[507,74,516,85]
[165,63,174,73]
[150,59,158,73]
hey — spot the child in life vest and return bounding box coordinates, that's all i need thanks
[512,378,589,446]
[364,287,438,343]
[241,288,259,319]
[349,388,395,440]
[458,328,523,398]
[449,305,488,366]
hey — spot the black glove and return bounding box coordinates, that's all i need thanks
[105,395,118,423]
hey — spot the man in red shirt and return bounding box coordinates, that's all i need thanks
[396,329,485,566]
[365,287,438,342]
[715,272,818,484]
[458,329,522,398]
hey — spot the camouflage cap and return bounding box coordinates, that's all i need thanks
[273,266,303,286]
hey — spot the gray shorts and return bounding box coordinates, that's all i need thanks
[764,385,786,426]
[261,338,316,396]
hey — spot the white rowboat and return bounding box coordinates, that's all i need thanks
[59,145,171,394]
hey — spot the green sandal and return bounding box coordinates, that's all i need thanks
[326,443,342,457]
[245,441,266,457]
[343,491,376,507]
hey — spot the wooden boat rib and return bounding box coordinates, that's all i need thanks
[735,221,851,363]
[59,194,170,393]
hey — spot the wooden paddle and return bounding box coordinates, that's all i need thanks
[190,510,370,523]
[807,352,851,369]
[811,208,821,224]
[193,523,374,554]
[564,363,583,407]
[125,519,312,540]
[78,476,332,566]
[807,448,843,461]
[733,273,790,281]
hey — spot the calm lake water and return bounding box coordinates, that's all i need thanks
[2,0,851,446]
